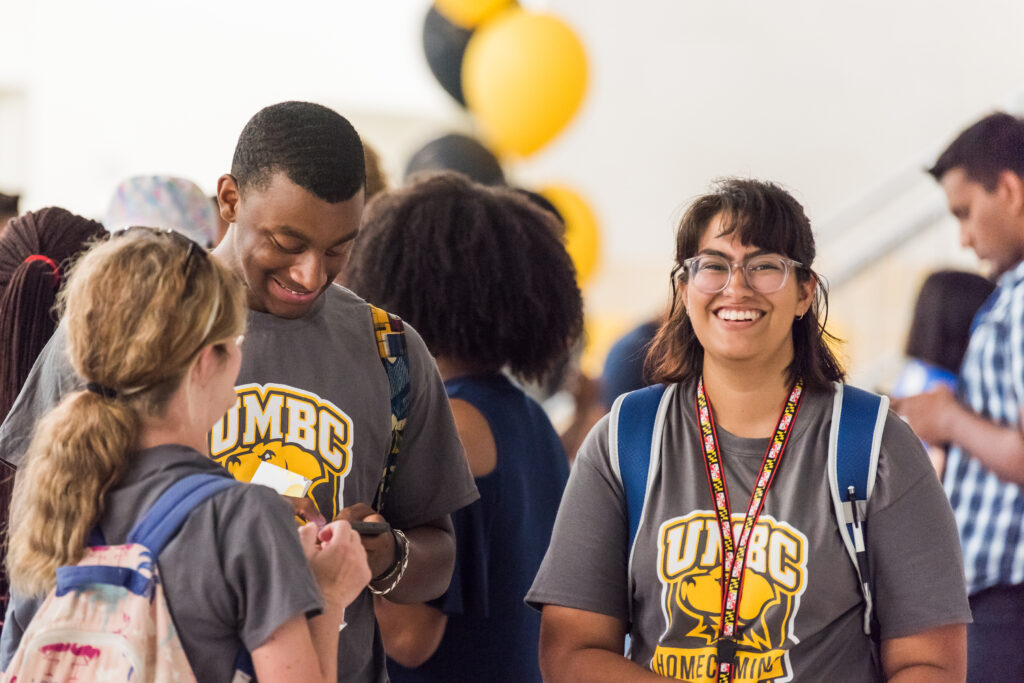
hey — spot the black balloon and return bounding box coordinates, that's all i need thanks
[404,133,506,186]
[422,5,473,106]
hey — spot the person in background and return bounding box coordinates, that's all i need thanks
[890,269,995,476]
[528,178,969,682]
[362,140,390,200]
[1,228,370,680]
[600,316,663,408]
[0,101,477,683]
[0,207,106,628]
[103,175,220,247]
[0,193,18,230]
[346,171,583,682]
[894,111,1024,680]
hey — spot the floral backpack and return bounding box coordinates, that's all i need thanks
[2,473,253,683]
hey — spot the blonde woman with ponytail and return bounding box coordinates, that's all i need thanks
[1,228,371,682]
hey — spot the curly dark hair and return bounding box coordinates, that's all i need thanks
[231,101,365,203]
[346,172,583,382]
[646,178,845,391]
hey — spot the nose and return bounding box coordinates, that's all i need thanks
[290,251,327,292]
[958,220,973,249]
[722,262,754,295]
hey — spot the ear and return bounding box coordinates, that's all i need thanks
[217,174,241,223]
[191,344,223,389]
[796,274,815,318]
[996,170,1024,217]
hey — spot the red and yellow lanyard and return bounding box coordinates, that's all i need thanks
[695,377,804,683]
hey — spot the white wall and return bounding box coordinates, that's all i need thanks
[3,0,1022,372]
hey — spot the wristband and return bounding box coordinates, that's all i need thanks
[369,528,409,596]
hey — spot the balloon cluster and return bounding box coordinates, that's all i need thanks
[414,0,600,284]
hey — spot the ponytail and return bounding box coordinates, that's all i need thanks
[7,390,138,596]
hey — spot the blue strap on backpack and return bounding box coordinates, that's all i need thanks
[57,474,239,595]
[613,381,887,638]
[827,383,888,637]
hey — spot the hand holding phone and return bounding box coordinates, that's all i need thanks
[351,520,391,536]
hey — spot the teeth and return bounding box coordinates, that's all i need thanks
[718,309,760,321]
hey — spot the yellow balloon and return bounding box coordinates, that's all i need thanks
[434,0,513,29]
[463,9,587,157]
[540,185,600,285]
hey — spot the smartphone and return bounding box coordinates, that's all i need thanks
[351,520,391,536]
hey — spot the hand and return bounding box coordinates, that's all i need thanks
[297,522,320,562]
[892,386,959,446]
[334,502,396,579]
[308,520,372,609]
[285,495,326,528]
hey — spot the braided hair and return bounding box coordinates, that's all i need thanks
[0,207,107,420]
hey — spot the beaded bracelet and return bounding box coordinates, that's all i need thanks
[369,528,409,596]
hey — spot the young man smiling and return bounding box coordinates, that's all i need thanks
[0,102,478,683]
[895,112,1024,680]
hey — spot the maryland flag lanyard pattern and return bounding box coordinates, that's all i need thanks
[695,377,805,683]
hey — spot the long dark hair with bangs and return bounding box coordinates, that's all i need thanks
[645,178,845,390]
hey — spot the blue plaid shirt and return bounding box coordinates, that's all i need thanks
[946,259,1024,594]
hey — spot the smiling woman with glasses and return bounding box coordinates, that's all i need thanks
[528,177,970,682]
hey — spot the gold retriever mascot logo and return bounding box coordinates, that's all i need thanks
[209,383,353,518]
[651,512,807,682]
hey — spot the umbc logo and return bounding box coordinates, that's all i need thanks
[208,383,354,519]
[650,512,808,682]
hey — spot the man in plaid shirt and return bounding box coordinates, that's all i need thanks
[897,112,1024,680]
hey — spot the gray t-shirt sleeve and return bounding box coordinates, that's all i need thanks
[0,592,43,670]
[526,414,630,621]
[0,325,81,467]
[867,412,973,639]
[378,323,478,531]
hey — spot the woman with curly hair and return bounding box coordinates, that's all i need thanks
[345,171,584,683]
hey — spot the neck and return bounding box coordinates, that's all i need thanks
[136,420,210,455]
[700,358,793,438]
[135,393,211,456]
[434,356,499,383]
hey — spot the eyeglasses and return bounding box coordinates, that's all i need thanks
[681,253,804,294]
[115,226,208,294]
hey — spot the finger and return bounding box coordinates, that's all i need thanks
[300,500,327,527]
[337,502,377,522]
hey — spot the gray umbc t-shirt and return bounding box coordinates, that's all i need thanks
[527,379,971,682]
[1,445,322,681]
[0,284,479,683]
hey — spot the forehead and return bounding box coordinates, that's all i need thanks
[241,172,363,240]
[697,214,766,255]
[939,167,985,203]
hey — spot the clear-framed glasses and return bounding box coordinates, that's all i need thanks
[681,253,804,294]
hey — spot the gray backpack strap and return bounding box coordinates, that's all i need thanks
[827,382,888,637]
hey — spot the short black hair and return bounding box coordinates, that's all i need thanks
[231,101,365,203]
[929,112,1024,189]
[346,172,583,382]
[646,177,845,391]
[906,270,994,374]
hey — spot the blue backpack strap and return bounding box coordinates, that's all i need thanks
[127,473,240,555]
[57,474,239,597]
[612,384,669,552]
[827,382,888,637]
